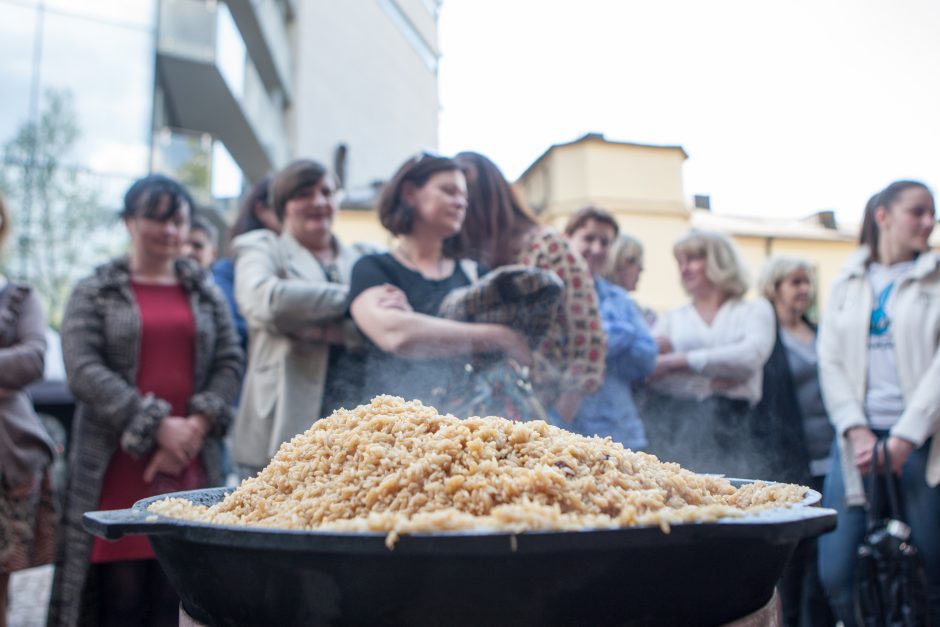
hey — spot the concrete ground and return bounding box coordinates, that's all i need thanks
[7,565,52,627]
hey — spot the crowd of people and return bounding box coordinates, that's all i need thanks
[0,151,937,627]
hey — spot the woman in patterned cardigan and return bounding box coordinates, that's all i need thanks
[455,152,606,424]
[48,175,243,627]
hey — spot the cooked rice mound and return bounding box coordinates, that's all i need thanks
[149,396,806,547]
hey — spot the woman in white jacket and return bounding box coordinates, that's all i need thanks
[817,180,940,626]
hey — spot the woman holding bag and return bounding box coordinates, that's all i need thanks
[818,180,940,626]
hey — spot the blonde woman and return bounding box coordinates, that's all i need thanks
[755,256,834,627]
[644,230,775,476]
[604,233,655,326]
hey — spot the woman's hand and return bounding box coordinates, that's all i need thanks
[7,472,40,499]
[375,284,412,312]
[554,391,584,424]
[495,327,533,366]
[886,436,915,475]
[187,413,210,438]
[847,426,878,474]
[156,416,204,466]
[711,378,744,393]
[294,321,347,344]
[655,337,674,354]
[143,448,189,483]
[648,352,688,380]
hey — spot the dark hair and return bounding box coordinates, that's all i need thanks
[231,173,274,239]
[190,215,219,244]
[121,174,195,222]
[454,151,539,267]
[377,152,462,239]
[564,206,620,238]
[859,180,932,261]
[270,159,332,221]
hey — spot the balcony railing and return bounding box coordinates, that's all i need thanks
[157,0,288,171]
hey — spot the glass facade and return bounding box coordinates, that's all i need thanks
[0,2,39,156]
[0,0,265,323]
[0,0,156,207]
[0,0,258,209]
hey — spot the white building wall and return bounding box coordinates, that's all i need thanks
[290,0,440,189]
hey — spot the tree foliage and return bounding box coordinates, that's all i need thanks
[0,89,117,327]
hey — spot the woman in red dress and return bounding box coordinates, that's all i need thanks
[48,175,244,627]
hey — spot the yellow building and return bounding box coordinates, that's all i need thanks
[516,132,860,314]
[332,132,931,316]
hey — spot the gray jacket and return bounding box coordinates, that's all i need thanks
[0,282,53,490]
[47,257,244,627]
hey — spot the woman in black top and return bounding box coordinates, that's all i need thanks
[348,154,531,407]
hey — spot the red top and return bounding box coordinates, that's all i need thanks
[92,282,206,563]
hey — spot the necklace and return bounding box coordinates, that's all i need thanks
[395,245,446,278]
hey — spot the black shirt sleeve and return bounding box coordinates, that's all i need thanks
[346,254,394,313]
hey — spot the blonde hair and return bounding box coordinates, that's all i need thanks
[0,193,9,253]
[603,234,644,280]
[673,230,750,298]
[757,255,817,302]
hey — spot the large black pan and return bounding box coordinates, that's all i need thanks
[84,481,836,627]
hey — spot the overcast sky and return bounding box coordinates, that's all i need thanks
[437,0,940,224]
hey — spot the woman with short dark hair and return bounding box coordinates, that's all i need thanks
[563,206,657,447]
[348,153,532,407]
[49,174,243,627]
[231,160,374,477]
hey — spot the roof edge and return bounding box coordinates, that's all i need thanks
[516,132,689,182]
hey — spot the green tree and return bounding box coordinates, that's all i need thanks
[0,89,115,327]
[176,135,212,204]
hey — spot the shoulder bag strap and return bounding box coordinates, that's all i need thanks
[865,439,884,530]
[880,439,904,522]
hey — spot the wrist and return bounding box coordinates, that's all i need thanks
[473,324,510,351]
[190,414,210,437]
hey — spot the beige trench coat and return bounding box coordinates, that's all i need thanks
[231,230,373,469]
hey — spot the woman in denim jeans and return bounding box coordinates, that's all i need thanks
[817,180,940,626]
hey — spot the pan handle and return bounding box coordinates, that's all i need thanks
[83,508,178,540]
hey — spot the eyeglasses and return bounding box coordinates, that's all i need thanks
[409,150,442,165]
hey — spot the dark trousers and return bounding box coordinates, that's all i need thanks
[819,438,940,627]
[94,559,179,627]
[778,475,836,627]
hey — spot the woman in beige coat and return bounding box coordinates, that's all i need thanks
[232,160,373,476]
[817,180,940,626]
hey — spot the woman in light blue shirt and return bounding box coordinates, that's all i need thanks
[563,207,657,448]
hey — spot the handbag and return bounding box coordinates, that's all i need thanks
[434,265,562,422]
[435,358,548,423]
[854,438,930,627]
